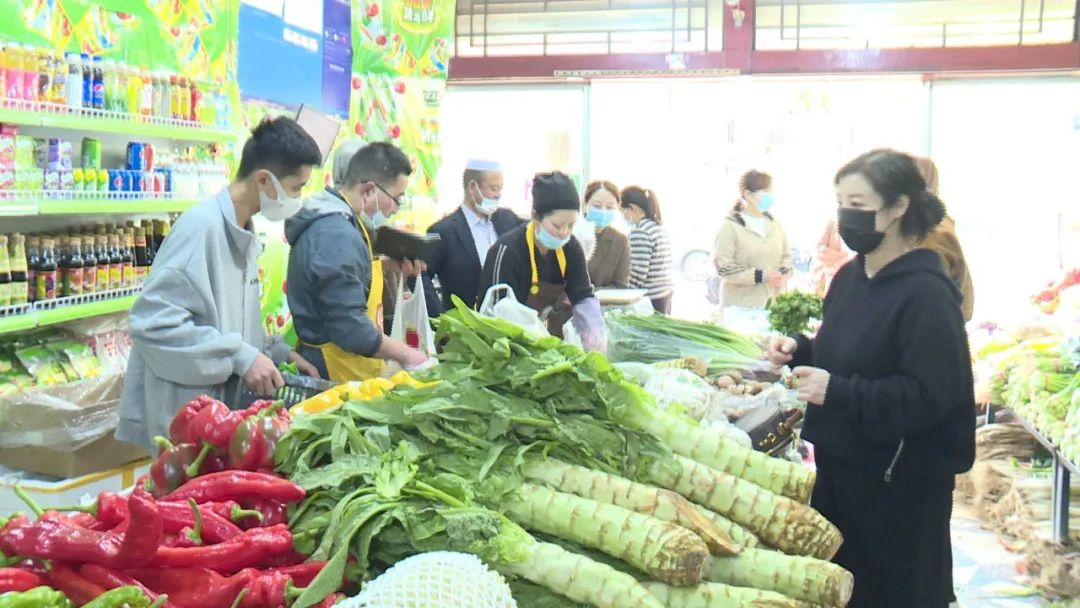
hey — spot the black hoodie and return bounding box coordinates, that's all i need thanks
[792,249,976,486]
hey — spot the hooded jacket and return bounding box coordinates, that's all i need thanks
[116,189,290,449]
[792,249,976,486]
[285,188,382,379]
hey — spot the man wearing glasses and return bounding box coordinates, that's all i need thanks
[285,141,428,381]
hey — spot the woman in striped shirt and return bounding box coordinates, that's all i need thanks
[620,186,675,314]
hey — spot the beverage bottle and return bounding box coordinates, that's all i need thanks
[188,80,201,123]
[0,43,7,101]
[80,52,92,108]
[108,233,123,289]
[25,236,40,303]
[36,237,58,301]
[81,235,97,294]
[91,56,104,110]
[36,47,50,104]
[156,72,170,118]
[104,59,122,113]
[95,234,110,292]
[65,52,82,108]
[140,67,153,116]
[50,50,65,104]
[126,64,141,116]
[20,44,37,103]
[169,74,179,119]
[121,228,135,287]
[0,234,11,308]
[9,233,28,305]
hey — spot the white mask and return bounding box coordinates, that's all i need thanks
[259,173,302,222]
[473,183,499,216]
[361,190,393,229]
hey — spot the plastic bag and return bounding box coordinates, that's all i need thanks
[479,284,550,338]
[0,373,122,450]
[390,275,437,356]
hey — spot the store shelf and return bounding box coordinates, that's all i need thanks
[0,193,198,215]
[0,103,233,143]
[0,289,139,336]
[1015,415,1080,477]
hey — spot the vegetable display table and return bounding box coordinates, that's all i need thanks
[1014,415,1079,543]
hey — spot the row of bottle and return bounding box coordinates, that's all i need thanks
[0,42,229,127]
[0,220,172,307]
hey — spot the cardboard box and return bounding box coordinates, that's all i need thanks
[0,459,151,518]
[0,373,146,478]
[0,434,147,479]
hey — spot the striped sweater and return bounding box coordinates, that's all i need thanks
[628,218,675,299]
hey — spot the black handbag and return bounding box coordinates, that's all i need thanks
[733,405,804,456]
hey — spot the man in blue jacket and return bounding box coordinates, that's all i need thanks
[285,142,427,381]
[421,159,523,314]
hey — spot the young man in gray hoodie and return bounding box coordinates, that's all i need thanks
[116,117,323,449]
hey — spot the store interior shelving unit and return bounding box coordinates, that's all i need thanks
[0,100,234,332]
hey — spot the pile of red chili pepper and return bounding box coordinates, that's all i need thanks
[0,397,345,608]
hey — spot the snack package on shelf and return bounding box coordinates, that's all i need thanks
[0,328,130,394]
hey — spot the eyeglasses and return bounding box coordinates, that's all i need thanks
[375,182,409,208]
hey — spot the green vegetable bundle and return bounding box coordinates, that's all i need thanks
[276,299,849,608]
[767,292,823,337]
[605,313,764,376]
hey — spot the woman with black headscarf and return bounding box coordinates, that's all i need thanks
[477,172,605,351]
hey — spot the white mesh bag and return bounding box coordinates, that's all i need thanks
[337,551,518,608]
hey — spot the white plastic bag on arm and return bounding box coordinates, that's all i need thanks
[478,284,551,338]
[390,275,437,356]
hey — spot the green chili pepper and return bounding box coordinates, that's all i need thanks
[0,586,75,608]
[79,585,152,608]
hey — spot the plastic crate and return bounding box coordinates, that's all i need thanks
[236,372,337,409]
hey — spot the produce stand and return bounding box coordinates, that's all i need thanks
[1014,414,1079,543]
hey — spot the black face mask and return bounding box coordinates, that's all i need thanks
[838,207,886,254]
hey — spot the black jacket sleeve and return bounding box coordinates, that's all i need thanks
[307,219,384,357]
[420,226,445,316]
[822,279,971,443]
[563,237,595,305]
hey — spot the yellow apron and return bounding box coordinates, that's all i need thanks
[306,216,385,382]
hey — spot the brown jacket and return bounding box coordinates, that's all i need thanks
[920,216,975,321]
[588,226,631,289]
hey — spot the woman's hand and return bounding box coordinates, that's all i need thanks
[765,270,785,289]
[765,336,797,367]
[792,366,830,406]
[288,351,320,379]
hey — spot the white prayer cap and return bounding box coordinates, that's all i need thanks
[464,158,504,173]
[332,138,367,187]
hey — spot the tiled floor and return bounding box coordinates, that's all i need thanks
[951,513,1049,607]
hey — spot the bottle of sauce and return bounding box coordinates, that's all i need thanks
[121,228,135,287]
[0,235,11,307]
[36,238,58,301]
[25,236,40,303]
[108,233,123,290]
[95,234,110,292]
[62,236,85,297]
[9,233,27,305]
[134,225,150,284]
[81,235,97,294]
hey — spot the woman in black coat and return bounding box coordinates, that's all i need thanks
[766,149,975,608]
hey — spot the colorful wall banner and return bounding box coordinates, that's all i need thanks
[353,0,453,79]
[0,0,238,85]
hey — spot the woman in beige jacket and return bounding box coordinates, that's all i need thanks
[713,170,793,308]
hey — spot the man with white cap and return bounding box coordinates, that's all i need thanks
[421,158,523,314]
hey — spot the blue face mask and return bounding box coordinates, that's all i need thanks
[756,191,775,213]
[536,226,571,250]
[586,207,616,229]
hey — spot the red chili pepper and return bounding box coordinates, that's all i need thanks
[228,402,291,471]
[78,563,174,607]
[229,568,293,608]
[163,471,305,505]
[169,395,224,445]
[46,562,109,605]
[127,567,247,608]
[0,567,44,593]
[147,438,217,498]
[202,502,264,527]
[39,510,98,529]
[318,593,346,607]
[153,524,294,574]
[239,399,290,422]
[1,491,160,569]
[266,561,327,587]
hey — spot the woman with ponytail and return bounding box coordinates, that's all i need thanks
[620,186,675,313]
[764,149,975,608]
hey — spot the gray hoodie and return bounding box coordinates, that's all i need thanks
[116,189,290,449]
[284,188,383,379]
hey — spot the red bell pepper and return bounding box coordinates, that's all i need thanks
[228,402,291,471]
[46,562,109,605]
[0,567,44,593]
[169,395,226,445]
[152,524,294,574]
[163,471,305,505]
[147,438,219,498]
[188,400,245,450]
[239,498,288,528]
